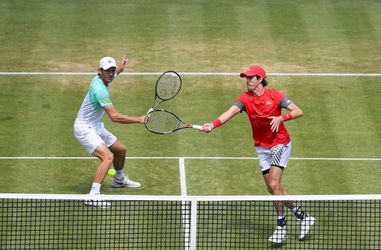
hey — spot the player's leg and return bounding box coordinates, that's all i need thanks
[74,124,113,207]
[108,140,141,188]
[108,139,126,171]
[79,144,112,208]
[266,166,286,212]
[263,166,288,243]
[74,124,113,194]
[257,146,287,243]
[92,144,114,186]
[271,142,315,239]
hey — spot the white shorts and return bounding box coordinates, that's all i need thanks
[255,142,291,174]
[73,122,117,154]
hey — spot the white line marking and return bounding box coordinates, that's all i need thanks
[179,158,187,196]
[178,158,190,249]
[0,156,379,161]
[0,72,381,76]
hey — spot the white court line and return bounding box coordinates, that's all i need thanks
[179,158,187,196]
[178,157,191,250]
[0,156,380,161]
[0,72,381,76]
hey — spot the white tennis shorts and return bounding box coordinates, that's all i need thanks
[255,142,292,173]
[73,122,117,154]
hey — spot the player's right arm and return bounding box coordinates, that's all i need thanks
[103,105,145,124]
[202,105,241,133]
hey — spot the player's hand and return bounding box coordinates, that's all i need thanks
[201,123,213,133]
[117,56,129,74]
[268,116,283,132]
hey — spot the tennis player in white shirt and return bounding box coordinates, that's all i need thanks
[74,56,144,207]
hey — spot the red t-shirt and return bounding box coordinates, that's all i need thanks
[235,88,291,148]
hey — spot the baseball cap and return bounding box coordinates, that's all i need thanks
[99,57,117,70]
[240,65,266,79]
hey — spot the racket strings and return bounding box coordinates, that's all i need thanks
[156,74,181,100]
[145,111,180,133]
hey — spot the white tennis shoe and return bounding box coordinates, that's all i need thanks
[268,226,287,244]
[299,215,316,239]
[112,176,141,188]
[84,193,111,209]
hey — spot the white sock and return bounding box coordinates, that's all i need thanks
[90,182,101,194]
[116,170,125,179]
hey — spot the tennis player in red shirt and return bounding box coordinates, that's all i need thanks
[202,65,315,244]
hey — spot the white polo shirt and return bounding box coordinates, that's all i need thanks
[75,75,112,127]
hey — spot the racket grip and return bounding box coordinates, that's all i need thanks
[192,125,203,130]
[146,107,154,116]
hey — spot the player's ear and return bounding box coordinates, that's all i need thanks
[98,68,102,75]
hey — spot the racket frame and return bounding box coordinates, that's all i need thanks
[144,109,202,134]
[147,71,182,114]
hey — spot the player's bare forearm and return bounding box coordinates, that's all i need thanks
[287,103,304,119]
[217,106,240,123]
[110,114,145,124]
[201,105,240,133]
[104,105,145,124]
[280,103,303,122]
[268,103,304,132]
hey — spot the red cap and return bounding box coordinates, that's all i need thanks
[240,65,266,79]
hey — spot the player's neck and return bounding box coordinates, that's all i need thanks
[100,77,109,86]
[251,86,265,96]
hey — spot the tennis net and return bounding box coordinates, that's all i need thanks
[0,194,380,249]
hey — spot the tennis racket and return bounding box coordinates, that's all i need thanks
[147,71,182,114]
[144,109,202,134]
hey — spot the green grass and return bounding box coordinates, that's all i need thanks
[0,75,379,195]
[1,0,381,72]
[0,1,381,249]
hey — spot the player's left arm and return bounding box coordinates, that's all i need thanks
[116,56,128,76]
[269,100,304,132]
[103,104,145,124]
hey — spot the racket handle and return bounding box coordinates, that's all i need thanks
[146,107,154,116]
[192,125,203,130]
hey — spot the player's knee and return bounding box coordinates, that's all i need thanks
[112,143,126,156]
[118,144,126,155]
[102,152,114,165]
[267,180,281,195]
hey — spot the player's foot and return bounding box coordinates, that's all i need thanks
[268,226,287,244]
[112,176,141,188]
[298,215,316,239]
[84,193,111,209]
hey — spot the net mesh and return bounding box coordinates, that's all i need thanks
[0,195,380,249]
[197,199,381,249]
[0,198,191,249]
[145,110,180,133]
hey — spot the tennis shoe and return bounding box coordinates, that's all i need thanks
[268,226,287,244]
[298,215,316,239]
[84,193,111,209]
[112,176,141,188]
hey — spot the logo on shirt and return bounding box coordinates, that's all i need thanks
[102,98,112,104]
[266,100,273,105]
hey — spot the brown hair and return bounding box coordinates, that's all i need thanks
[254,75,268,87]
